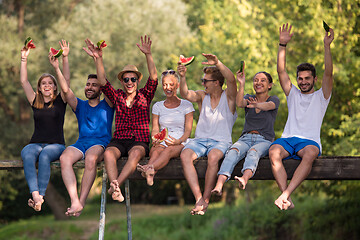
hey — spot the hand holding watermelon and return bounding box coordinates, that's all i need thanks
[97,40,107,50]
[201,53,219,66]
[152,128,168,144]
[48,51,59,69]
[59,40,70,57]
[24,37,36,50]
[21,47,30,62]
[83,38,103,59]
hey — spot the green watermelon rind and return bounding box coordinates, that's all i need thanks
[323,20,330,32]
[97,40,107,49]
[24,37,32,47]
[180,55,195,66]
[239,60,245,73]
[152,128,168,142]
[49,48,63,58]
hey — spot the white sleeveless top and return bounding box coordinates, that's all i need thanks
[195,91,237,143]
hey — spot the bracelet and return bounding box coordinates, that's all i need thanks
[21,58,27,62]
[279,43,287,47]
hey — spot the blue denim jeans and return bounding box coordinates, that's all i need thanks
[183,138,232,158]
[21,143,65,196]
[218,133,271,179]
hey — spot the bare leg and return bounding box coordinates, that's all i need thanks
[60,147,83,216]
[201,149,224,213]
[211,174,227,196]
[180,148,203,214]
[143,145,184,186]
[234,169,253,190]
[75,145,105,216]
[113,145,146,201]
[276,145,319,210]
[269,144,291,210]
[104,147,122,201]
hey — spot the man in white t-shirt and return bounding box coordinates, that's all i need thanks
[178,53,237,215]
[269,23,335,210]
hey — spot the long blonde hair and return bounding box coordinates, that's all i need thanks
[33,73,58,109]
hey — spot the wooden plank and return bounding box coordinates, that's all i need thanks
[1,156,360,180]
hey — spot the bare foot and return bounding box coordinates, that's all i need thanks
[144,165,155,186]
[65,202,83,217]
[108,180,124,202]
[190,198,208,215]
[28,197,44,212]
[136,164,146,178]
[274,193,293,210]
[234,176,247,190]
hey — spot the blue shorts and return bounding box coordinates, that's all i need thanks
[183,138,231,158]
[70,139,108,159]
[271,137,321,160]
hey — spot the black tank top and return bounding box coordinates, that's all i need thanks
[29,94,66,144]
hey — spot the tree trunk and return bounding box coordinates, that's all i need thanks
[15,0,25,35]
[44,181,69,220]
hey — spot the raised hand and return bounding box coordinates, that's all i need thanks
[136,35,152,55]
[59,40,70,57]
[21,47,30,61]
[279,23,294,45]
[324,28,334,46]
[48,52,59,69]
[201,53,219,65]
[177,63,187,77]
[236,70,246,86]
[246,97,258,108]
[83,38,102,59]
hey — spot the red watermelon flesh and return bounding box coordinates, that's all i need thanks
[179,55,195,66]
[152,128,168,142]
[97,40,107,49]
[24,37,36,49]
[49,47,63,58]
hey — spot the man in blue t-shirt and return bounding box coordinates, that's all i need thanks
[59,74,114,217]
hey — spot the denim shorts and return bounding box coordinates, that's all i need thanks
[183,138,231,158]
[70,139,108,159]
[271,137,321,160]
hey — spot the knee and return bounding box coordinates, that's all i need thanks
[247,148,259,159]
[104,149,116,162]
[180,150,193,164]
[207,157,220,168]
[60,154,72,168]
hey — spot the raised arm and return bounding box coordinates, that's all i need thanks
[48,53,77,107]
[235,70,247,108]
[83,39,107,86]
[177,64,203,103]
[136,35,157,81]
[59,40,70,87]
[20,47,36,104]
[322,28,334,100]
[277,23,294,96]
[202,53,237,113]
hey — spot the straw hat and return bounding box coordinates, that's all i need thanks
[117,65,143,82]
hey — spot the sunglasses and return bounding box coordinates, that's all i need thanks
[162,70,176,75]
[123,77,138,83]
[201,78,217,83]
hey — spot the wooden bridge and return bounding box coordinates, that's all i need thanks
[1,156,359,239]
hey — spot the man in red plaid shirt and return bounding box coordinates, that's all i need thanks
[84,35,158,202]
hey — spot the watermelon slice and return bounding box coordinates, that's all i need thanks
[97,40,107,50]
[24,37,36,49]
[239,60,245,73]
[179,55,195,66]
[49,47,63,58]
[323,20,330,32]
[152,128,168,143]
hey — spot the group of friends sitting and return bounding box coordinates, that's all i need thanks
[19,23,334,217]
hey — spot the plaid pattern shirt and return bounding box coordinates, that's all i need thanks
[101,77,158,142]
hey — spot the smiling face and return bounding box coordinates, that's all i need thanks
[297,70,317,94]
[253,72,272,94]
[85,78,101,99]
[38,76,57,98]
[162,75,178,97]
[121,72,138,95]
